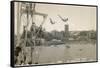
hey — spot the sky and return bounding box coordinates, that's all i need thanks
[15,2,97,35]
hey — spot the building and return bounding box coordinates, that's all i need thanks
[65,24,69,41]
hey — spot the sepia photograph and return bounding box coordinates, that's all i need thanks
[11,1,97,67]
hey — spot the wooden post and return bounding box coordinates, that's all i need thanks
[17,2,21,47]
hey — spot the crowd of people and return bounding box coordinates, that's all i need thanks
[14,22,44,65]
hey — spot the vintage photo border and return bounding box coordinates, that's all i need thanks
[10,1,98,67]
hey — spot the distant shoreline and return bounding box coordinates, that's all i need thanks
[45,40,96,46]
